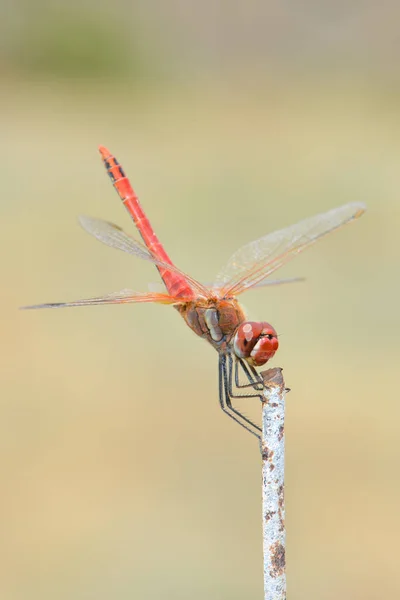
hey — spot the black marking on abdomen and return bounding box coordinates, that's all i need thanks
[112,157,126,178]
[115,165,126,179]
[103,157,126,184]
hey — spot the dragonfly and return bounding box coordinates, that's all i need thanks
[23,147,366,438]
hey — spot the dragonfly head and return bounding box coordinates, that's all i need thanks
[233,321,279,367]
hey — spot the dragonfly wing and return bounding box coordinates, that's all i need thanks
[78,216,209,298]
[213,202,365,297]
[79,215,150,259]
[248,276,305,289]
[21,290,186,310]
[204,276,304,292]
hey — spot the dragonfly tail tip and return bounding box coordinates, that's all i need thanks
[98,145,111,160]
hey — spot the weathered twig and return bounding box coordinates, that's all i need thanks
[260,367,286,600]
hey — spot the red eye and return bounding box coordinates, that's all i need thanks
[233,321,278,367]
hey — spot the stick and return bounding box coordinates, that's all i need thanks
[260,367,286,600]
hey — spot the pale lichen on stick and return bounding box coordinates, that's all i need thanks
[260,367,286,600]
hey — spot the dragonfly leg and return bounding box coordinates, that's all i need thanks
[219,354,261,439]
[233,357,263,391]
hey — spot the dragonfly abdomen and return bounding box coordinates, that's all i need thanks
[99,146,194,299]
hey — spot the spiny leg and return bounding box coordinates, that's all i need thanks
[234,357,263,391]
[218,354,261,438]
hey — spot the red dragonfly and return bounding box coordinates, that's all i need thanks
[23,147,365,438]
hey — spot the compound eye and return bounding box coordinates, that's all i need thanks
[232,322,261,359]
[232,321,278,366]
[250,333,279,366]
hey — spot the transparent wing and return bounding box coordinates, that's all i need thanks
[79,215,152,260]
[78,216,209,297]
[198,276,304,292]
[20,289,189,310]
[213,202,366,297]
[244,276,305,289]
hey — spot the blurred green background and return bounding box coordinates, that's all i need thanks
[1,1,399,599]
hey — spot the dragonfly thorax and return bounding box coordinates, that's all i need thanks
[178,297,246,350]
[178,299,278,366]
[232,321,278,367]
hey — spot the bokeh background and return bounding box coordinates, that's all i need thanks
[1,1,399,599]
